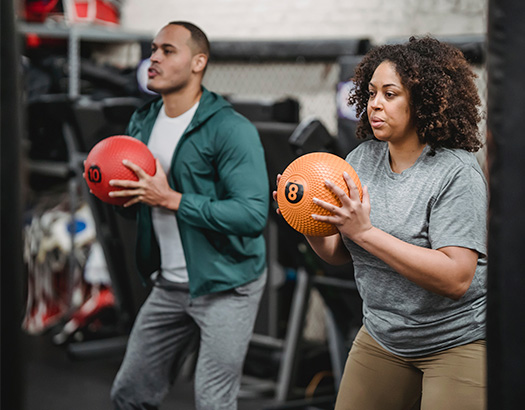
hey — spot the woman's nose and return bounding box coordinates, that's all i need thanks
[369,94,382,110]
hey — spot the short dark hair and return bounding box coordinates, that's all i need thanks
[168,21,210,59]
[349,36,483,153]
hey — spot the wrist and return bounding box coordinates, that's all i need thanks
[351,224,375,247]
[162,190,182,211]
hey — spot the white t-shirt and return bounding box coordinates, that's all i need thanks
[147,102,199,283]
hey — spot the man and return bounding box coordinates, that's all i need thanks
[109,21,269,410]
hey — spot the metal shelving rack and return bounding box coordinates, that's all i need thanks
[18,21,153,98]
[19,22,153,349]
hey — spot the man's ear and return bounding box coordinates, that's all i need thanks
[192,54,208,74]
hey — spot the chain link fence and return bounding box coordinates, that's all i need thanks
[204,37,488,170]
[204,61,341,135]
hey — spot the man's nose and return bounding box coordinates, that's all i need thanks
[150,49,161,62]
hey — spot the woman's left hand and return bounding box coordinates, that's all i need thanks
[312,171,372,241]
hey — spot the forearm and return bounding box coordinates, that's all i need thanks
[178,194,268,237]
[305,234,352,265]
[353,227,477,300]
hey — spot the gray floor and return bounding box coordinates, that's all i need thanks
[22,332,282,410]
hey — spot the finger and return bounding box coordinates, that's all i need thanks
[343,172,361,199]
[123,197,140,208]
[311,213,336,223]
[122,159,148,178]
[153,158,163,176]
[276,173,282,188]
[324,179,348,199]
[109,179,139,189]
[343,172,357,189]
[313,197,340,214]
[272,190,282,215]
[108,188,139,198]
[362,185,370,204]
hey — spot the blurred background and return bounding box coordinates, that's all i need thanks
[3,1,491,410]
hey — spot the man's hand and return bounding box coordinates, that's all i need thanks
[109,158,182,210]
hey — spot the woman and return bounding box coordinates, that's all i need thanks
[277,37,487,409]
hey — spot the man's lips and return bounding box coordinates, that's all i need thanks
[148,67,160,78]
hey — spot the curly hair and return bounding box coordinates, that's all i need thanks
[348,36,483,153]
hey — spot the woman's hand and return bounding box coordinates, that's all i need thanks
[275,172,352,265]
[108,159,182,210]
[312,171,372,241]
[272,174,282,216]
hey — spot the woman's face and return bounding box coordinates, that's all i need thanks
[367,61,418,145]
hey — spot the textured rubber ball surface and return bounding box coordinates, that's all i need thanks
[84,135,156,206]
[277,152,362,237]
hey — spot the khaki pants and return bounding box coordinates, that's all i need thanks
[335,326,486,410]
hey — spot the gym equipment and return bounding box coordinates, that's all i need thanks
[25,93,148,360]
[84,135,155,206]
[277,152,362,237]
[238,114,362,406]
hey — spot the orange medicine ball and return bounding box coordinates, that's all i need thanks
[277,152,363,237]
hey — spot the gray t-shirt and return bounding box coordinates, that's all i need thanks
[343,140,487,357]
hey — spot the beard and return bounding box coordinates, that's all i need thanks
[147,76,190,95]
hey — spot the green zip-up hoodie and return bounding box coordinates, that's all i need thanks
[126,87,269,298]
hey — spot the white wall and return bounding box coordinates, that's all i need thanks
[121,0,487,44]
[118,0,488,163]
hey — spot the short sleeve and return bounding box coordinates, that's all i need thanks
[428,165,488,256]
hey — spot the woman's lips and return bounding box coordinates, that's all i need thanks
[370,117,385,128]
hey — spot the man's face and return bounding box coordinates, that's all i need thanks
[147,25,197,95]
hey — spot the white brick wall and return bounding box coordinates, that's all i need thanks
[121,0,487,44]
[119,0,488,149]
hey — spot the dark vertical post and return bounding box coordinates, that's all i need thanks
[1,0,26,409]
[486,0,525,408]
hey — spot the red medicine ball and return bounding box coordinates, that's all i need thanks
[84,135,156,206]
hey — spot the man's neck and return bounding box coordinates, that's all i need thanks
[162,86,203,118]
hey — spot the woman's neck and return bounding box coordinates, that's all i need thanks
[388,139,426,174]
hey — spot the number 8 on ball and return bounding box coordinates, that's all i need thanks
[277,152,363,237]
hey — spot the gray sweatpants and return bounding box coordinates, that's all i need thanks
[111,272,266,410]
